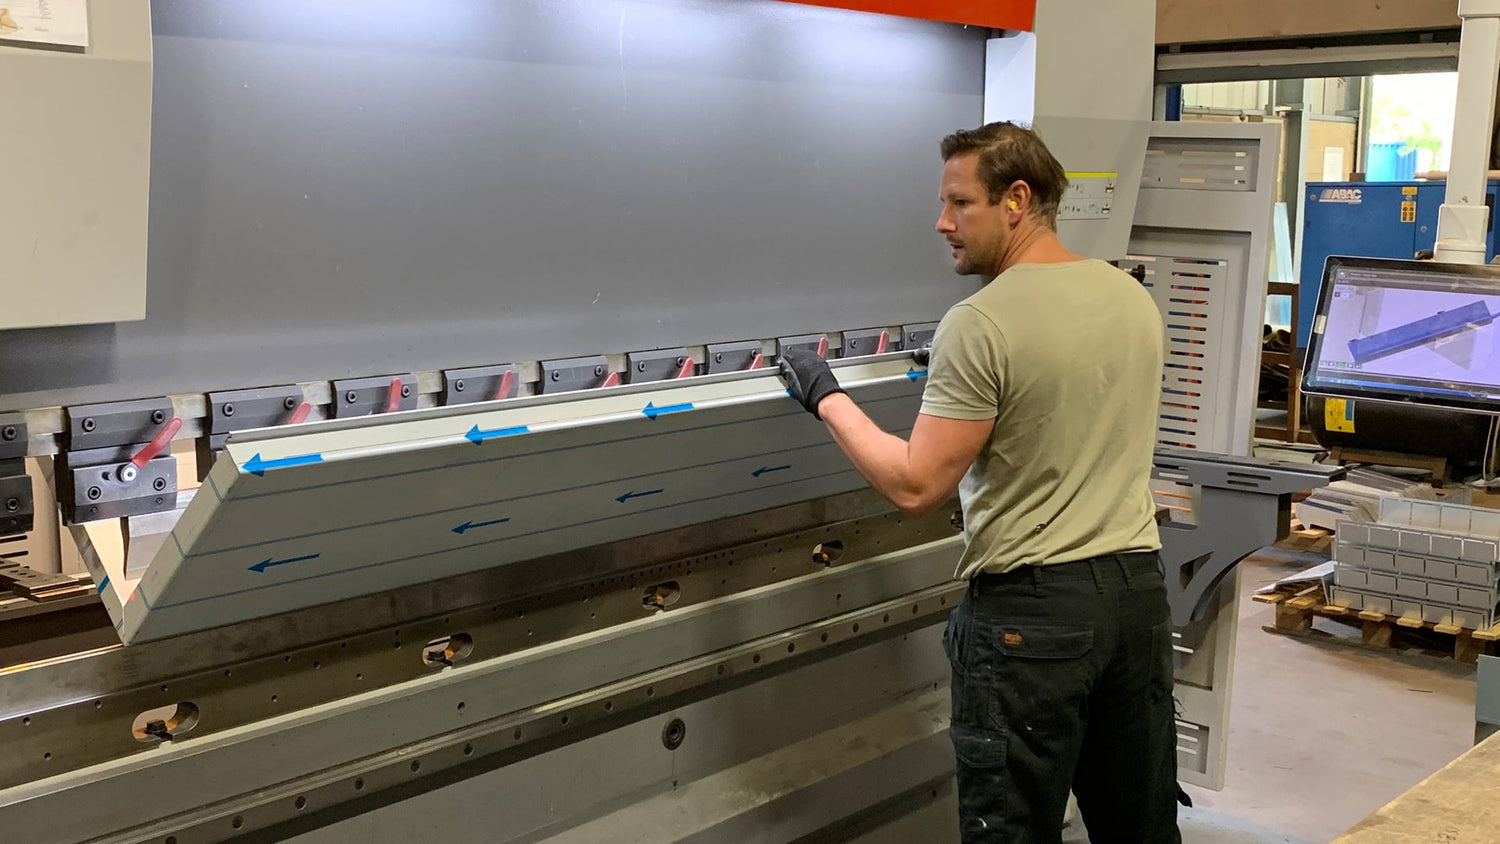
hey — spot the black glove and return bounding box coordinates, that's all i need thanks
[778,348,845,419]
[911,343,933,367]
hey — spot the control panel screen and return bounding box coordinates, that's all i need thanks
[1303,256,1500,413]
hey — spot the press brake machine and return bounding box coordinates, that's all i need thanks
[0,1,1339,842]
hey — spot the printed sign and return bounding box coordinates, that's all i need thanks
[1317,188,1364,205]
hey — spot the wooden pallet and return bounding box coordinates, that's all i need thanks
[1276,520,1333,554]
[1255,588,1500,663]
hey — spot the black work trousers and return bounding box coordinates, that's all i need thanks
[942,552,1181,844]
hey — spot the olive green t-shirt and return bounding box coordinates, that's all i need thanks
[920,259,1163,579]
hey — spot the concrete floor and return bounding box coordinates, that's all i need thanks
[1170,551,1477,842]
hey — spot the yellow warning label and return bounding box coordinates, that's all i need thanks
[1402,186,1419,196]
[1400,200,1417,223]
[1325,398,1356,433]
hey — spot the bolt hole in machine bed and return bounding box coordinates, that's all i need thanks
[0,1,1337,841]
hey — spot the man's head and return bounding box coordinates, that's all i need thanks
[936,122,1068,277]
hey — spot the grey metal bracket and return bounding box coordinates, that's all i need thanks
[204,386,307,445]
[777,333,839,358]
[59,455,177,526]
[0,414,25,462]
[540,355,613,394]
[1154,449,1345,626]
[0,467,33,537]
[901,323,938,353]
[59,398,181,525]
[626,348,693,384]
[842,328,900,357]
[0,416,31,537]
[331,374,418,419]
[704,341,762,374]
[197,386,308,482]
[64,398,175,457]
[442,365,522,406]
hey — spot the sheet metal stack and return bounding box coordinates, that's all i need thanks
[1294,468,1439,531]
[1331,499,1500,629]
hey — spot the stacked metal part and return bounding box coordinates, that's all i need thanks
[1331,499,1500,629]
[1293,468,1440,531]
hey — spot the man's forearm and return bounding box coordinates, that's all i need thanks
[816,393,930,515]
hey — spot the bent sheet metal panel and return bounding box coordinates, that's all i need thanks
[105,356,928,643]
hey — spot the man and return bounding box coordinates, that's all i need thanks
[778,122,1178,843]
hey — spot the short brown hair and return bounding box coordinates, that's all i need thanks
[940,122,1068,226]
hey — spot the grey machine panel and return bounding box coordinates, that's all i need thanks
[1480,654,1500,742]
[1128,121,1291,792]
[0,0,986,412]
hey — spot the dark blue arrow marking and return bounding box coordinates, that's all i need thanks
[906,368,927,381]
[753,464,791,478]
[244,452,323,477]
[452,517,511,535]
[466,424,530,445]
[249,553,321,574]
[642,401,694,420]
[616,489,664,504]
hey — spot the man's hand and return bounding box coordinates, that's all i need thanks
[778,348,846,419]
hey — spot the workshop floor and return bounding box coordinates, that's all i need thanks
[1173,551,1476,843]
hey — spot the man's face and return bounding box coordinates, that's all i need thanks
[936,153,1008,277]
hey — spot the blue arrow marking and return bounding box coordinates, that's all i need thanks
[616,489,664,504]
[907,368,927,381]
[452,517,511,535]
[249,553,321,574]
[642,401,694,420]
[244,452,323,477]
[466,424,530,445]
[753,465,791,478]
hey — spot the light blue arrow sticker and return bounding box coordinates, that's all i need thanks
[643,401,694,420]
[466,424,530,445]
[244,452,323,477]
